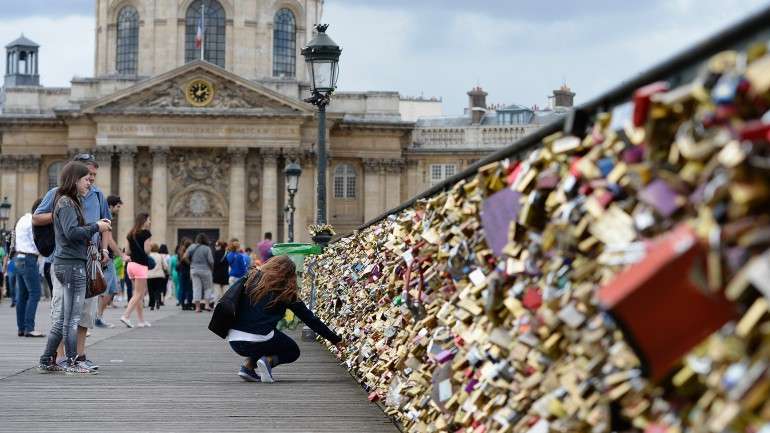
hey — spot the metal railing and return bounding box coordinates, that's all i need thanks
[352,4,770,234]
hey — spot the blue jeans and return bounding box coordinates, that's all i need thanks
[14,254,42,333]
[41,263,87,363]
[103,260,119,294]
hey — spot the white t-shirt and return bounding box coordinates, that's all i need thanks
[227,329,274,343]
[14,213,39,255]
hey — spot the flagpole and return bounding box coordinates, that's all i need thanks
[200,2,205,60]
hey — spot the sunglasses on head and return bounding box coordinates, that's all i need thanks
[73,153,96,163]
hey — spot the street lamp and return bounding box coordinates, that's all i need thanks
[283,161,302,242]
[300,24,341,342]
[302,24,341,238]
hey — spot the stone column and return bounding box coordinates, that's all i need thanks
[117,146,136,248]
[150,146,170,245]
[228,147,248,242]
[363,159,384,222]
[18,156,40,216]
[384,159,404,210]
[0,156,19,222]
[94,148,113,195]
[260,148,280,241]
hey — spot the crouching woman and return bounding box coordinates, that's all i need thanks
[228,255,343,383]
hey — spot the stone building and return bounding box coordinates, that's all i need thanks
[0,0,572,247]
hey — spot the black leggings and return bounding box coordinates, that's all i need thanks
[229,330,300,367]
[147,278,165,309]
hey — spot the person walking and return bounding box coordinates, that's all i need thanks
[168,245,180,306]
[37,161,111,374]
[186,233,214,313]
[177,238,193,310]
[5,255,16,307]
[226,239,249,286]
[120,213,152,328]
[11,199,45,337]
[158,244,170,306]
[256,232,274,264]
[212,241,229,306]
[147,243,167,311]
[96,195,126,328]
[225,255,344,383]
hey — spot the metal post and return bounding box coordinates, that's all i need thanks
[316,102,327,225]
[287,192,296,243]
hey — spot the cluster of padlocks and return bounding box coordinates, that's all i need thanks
[304,35,770,433]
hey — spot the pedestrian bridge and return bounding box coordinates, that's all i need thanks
[0,301,398,433]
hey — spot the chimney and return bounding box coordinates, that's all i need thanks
[467,86,488,125]
[552,84,575,108]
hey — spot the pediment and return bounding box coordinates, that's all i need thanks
[83,61,312,116]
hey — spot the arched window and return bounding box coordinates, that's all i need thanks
[116,6,139,75]
[273,8,296,78]
[333,164,356,199]
[185,0,226,68]
[47,161,65,190]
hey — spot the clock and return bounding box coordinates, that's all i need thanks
[185,79,215,107]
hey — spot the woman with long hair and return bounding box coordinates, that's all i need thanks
[177,238,193,310]
[38,161,111,374]
[186,233,214,313]
[120,213,152,328]
[228,255,344,383]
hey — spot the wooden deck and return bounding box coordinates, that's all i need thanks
[0,296,398,433]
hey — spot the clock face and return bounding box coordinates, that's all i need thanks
[186,79,215,107]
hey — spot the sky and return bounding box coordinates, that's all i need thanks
[0,0,767,115]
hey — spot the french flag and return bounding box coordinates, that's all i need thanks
[195,12,204,49]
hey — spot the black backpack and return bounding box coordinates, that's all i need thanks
[32,223,55,257]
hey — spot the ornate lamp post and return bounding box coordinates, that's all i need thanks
[0,197,12,249]
[301,24,341,248]
[283,161,302,242]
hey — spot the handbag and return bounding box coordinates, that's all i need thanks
[147,254,157,270]
[86,241,107,298]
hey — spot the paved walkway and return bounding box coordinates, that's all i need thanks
[0,296,398,433]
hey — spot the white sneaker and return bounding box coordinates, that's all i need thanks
[137,321,152,328]
[119,317,133,328]
[256,357,274,383]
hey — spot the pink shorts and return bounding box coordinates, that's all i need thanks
[126,262,149,280]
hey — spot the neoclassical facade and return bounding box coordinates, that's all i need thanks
[0,0,568,247]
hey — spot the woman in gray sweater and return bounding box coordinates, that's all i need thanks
[186,233,214,313]
[37,162,111,375]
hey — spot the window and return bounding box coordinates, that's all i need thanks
[47,161,64,190]
[185,0,226,68]
[333,164,356,199]
[272,8,296,78]
[116,6,139,75]
[429,164,457,185]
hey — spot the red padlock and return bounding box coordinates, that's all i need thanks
[633,81,669,127]
[598,224,737,381]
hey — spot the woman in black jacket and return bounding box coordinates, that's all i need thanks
[228,255,344,383]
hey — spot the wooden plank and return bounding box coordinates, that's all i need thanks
[0,298,399,433]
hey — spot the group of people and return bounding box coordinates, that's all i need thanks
[2,151,343,381]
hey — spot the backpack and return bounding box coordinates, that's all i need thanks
[32,223,55,257]
[208,272,260,339]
